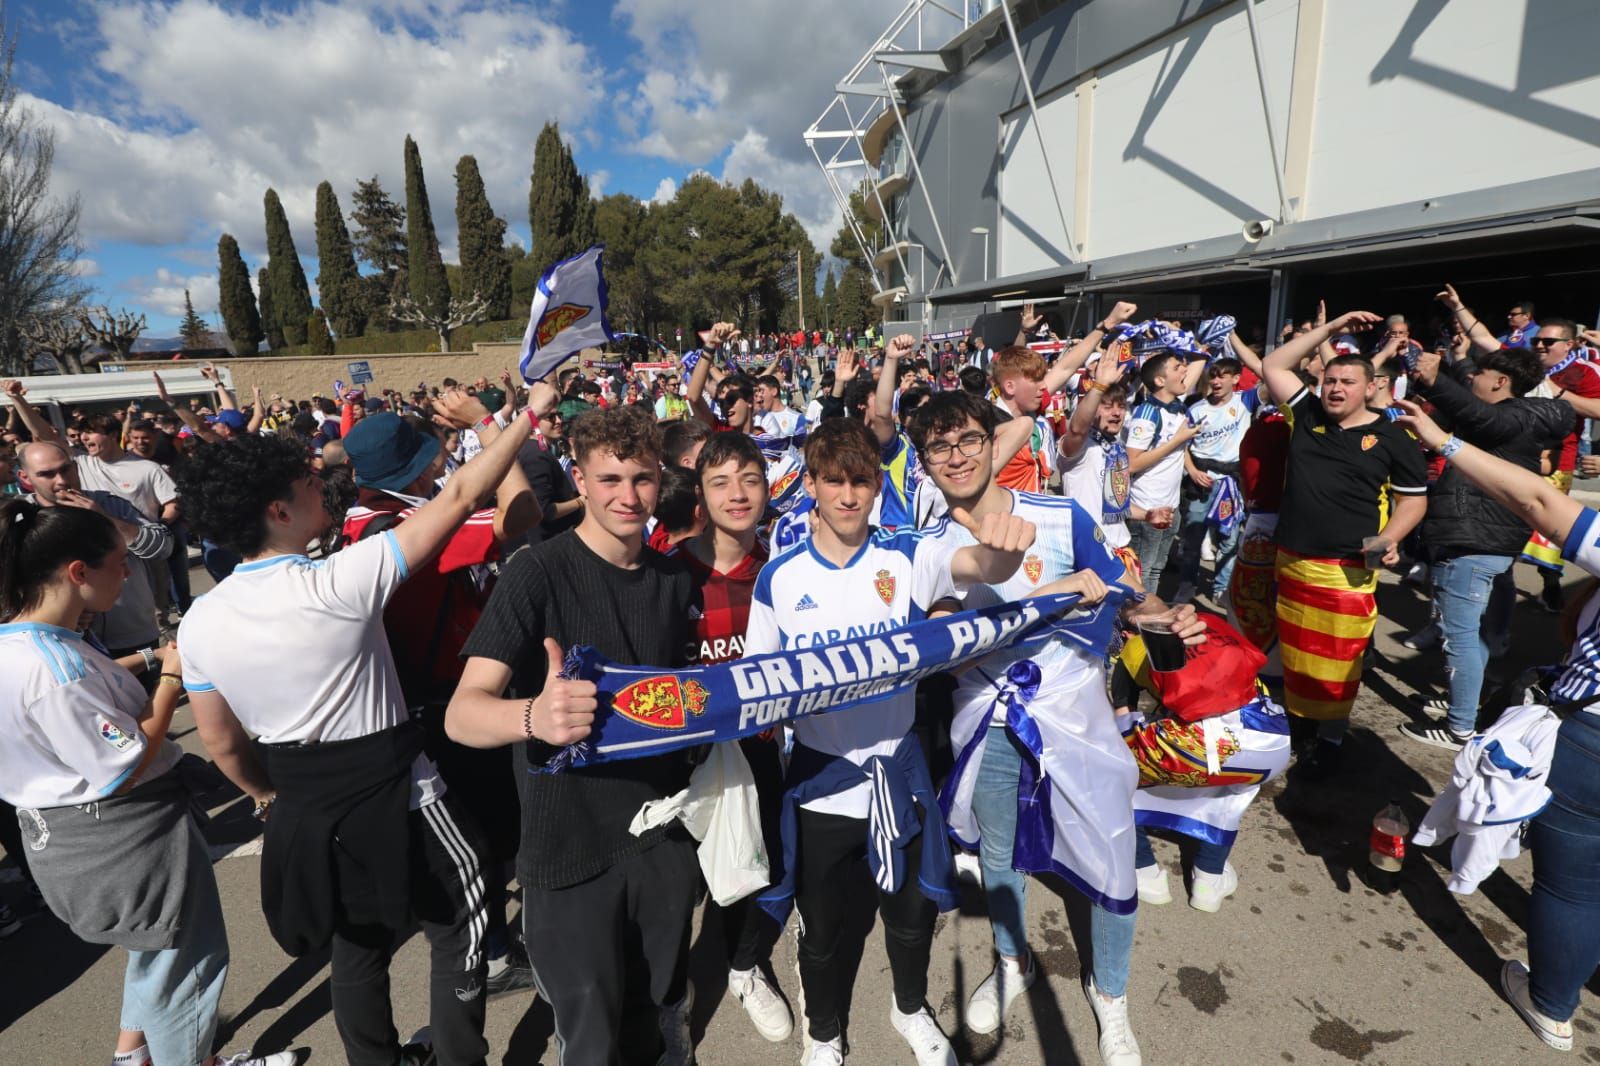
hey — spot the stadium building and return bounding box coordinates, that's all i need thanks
[808,0,1600,341]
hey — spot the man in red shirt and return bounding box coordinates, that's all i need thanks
[675,432,794,1043]
[341,387,550,995]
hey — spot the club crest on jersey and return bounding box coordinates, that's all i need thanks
[769,466,801,500]
[874,568,897,605]
[1022,555,1043,584]
[611,676,709,731]
[534,302,591,348]
[1361,434,1378,451]
[98,719,136,753]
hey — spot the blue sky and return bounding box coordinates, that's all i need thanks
[9,0,902,334]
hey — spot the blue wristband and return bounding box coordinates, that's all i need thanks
[1437,435,1464,460]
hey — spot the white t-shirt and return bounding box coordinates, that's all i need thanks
[0,622,180,809]
[1125,400,1188,510]
[754,406,805,443]
[1186,393,1254,464]
[178,531,444,808]
[923,491,1126,721]
[75,453,176,520]
[1060,435,1133,549]
[744,525,959,817]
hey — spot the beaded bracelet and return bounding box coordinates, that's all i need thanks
[523,696,536,739]
[1438,435,1464,460]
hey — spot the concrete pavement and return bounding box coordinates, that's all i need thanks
[2,560,1595,1065]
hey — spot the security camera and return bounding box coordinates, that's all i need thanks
[893,291,906,304]
[1242,219,1274,243]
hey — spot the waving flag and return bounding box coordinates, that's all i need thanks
[538,592,1122,771]
[518,245,614,383]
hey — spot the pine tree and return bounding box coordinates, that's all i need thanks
[314,181,366,339]
[178,290,209,350]
[263,188,313,345]
[257,267,286,350]
[454,154,512,321]
[349,176,407,274]
[528,121,596,273]
[403,135,451,321]
[216,234,263,356]
[306,309,335,355]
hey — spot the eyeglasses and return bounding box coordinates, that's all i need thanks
[1509,310,1529,318]
[922,432,990,464]
[1531,337,1567,348]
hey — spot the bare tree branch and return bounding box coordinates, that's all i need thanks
[79,306,146,360]
[19,311,88,375]
[389,290,491,352]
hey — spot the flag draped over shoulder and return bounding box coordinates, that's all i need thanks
[539,592,1121,771]
[518,245,614,383]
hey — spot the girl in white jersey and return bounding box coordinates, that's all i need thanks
[0,499,290,1066]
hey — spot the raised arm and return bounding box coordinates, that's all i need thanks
[391,389,534,572]
[154,372,221,443]
[486,371,549,543]
[202,363,238,412]
[1042,301,1137,396]
[687,322,736,428]
[1262,310,1382,405]
[0,379,64,445]
[246,386,266,435]
[1396,398,1583,547]
[1057,344,1126,464]
[1434,284,1502,355]
[1227,331,1265,378]
[873,335,913,445]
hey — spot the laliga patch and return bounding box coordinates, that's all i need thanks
[98,718,136,753]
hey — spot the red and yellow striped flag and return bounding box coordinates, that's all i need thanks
[1274,549,1378,721]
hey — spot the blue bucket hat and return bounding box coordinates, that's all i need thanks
[343,412,441,492]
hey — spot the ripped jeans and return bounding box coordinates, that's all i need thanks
[1432,553,1516,735]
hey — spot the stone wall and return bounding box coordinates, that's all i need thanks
[200,342,573,401]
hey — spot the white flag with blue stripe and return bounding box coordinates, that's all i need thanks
[518,245,613,382]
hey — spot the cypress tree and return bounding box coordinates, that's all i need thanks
[821,269,838,330]
[257,267,286,350]
[263,188,313,345]
[306,309,335,355]
[403,135,451,321]
[314,181,366,339]
[454,154,511,320]
[528,121,596,273]
[178,290,209,350]
[216,233,263,356]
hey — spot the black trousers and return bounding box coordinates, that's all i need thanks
[714,736,785,972]
[522,837,699,1066]
[794,806,937,1042]
[330,793,490,1066]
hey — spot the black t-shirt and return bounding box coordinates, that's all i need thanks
[1275,389,1429,558]
[460,530,694,889]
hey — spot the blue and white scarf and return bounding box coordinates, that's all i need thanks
[539,592,1119,771]
[1111,320,1210,363]
[1195,315,1237,363]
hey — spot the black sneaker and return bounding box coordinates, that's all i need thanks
[1297,740,1345,782]
[397,1041,436,1066]
[485,943,537,998]
[1398,721,1471,751]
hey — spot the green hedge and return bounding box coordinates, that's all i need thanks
[264,319,525,358]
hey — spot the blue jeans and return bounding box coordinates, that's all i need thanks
[1178,484,1240,593]
[120,831,230,1064]
[1529,712,1600,1022]
[969,724,1136,995]
[200,538,240,583]
[1127,518,1179,597]
[1133,826,1233,875]
[1432,554,1516,735]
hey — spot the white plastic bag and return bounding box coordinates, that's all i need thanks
[628,742,770,905]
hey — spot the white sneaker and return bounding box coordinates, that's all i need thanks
[801,1036,845,1065]
[214,1053,299,1066]
[1173,582,1197,605]
[889,1001,957,1066]
[1135,863,1171,906]
[1501,959,1574,1051]
[1200,536,1216,563]
[953,849,983,885]
[730,966,794,1042]
[1188,863,1238,913]
[966,952,1037,1034]
[1083,976,1141,1065]
[656,983,695,1066]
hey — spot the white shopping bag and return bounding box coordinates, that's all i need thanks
[628,742,770,905]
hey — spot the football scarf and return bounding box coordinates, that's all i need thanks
[1110,320,1210,362]
[537,591,1124,771]
[1195,315,1237,362]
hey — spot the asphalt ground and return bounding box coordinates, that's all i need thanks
[3,548,1598,1065]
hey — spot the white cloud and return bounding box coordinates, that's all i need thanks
[34,1,607,262]
[650,176,678,204]
[721,131,856,254]
[69,257,101,278]
[134,267,220,319]
[590,169,612,198]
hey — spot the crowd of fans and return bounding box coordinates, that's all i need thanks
[2,282,1600,1065]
